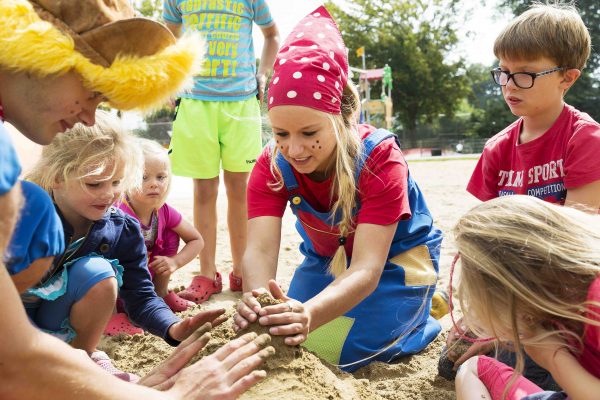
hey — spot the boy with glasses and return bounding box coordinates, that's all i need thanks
[467,3,600,211]
[442,2,600,390]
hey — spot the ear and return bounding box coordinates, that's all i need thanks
[560,68,581,90]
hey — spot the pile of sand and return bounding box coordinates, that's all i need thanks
[100,300,455,400]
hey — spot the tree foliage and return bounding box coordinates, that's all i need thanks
[465,63,516,137]
[326,0,469,146]
[500,0,600,121]
[135,0,163,20]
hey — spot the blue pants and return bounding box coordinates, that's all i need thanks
[26,256,117,340]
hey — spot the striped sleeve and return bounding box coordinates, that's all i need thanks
[162,0,182,24]
[253,0,273,26]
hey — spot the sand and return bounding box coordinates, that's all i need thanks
[96,158,480,400]
[8,124,481,399]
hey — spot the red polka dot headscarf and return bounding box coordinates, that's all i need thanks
[268,6,348,115]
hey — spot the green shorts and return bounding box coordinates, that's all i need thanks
[169,97,262,178]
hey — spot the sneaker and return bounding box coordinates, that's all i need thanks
[430,290,449,320]
[178,272,223,304]
[91,351,140,383]
[229,271,243,292]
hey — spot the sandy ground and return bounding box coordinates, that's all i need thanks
[9,125,481,399]
[108,158,480,400]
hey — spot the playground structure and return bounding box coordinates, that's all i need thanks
[350,63,393,129]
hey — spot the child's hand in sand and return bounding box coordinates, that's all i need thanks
[141,322,275,399]
[446,317,496,369]
[168,308,227,342]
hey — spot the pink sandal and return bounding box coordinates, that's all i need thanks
[178,272,223,304]
[103,313,144,336]
[163,291,194,312]
[91,351,140,383]
[229,271,243,292]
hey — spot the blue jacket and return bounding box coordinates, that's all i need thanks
[52,205,181,345]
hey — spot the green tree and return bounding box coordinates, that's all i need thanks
[465,63,516,137]
[500,0,600,121]
[326,0,469,147]
[135,0,163,20]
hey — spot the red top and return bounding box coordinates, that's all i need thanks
[580,275,600,378]
[248,124,411,257]
[467,104,600,204]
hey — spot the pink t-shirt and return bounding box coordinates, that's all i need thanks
[468,104,600,204]
[247,124,411,258]
[118,200,182,261]
[580,274,600,378]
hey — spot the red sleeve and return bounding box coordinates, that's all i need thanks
[467,144,500,201]
[247,146,288,219]
[564,121,600,189]
[162,203,182,229]
[356,137,410,226]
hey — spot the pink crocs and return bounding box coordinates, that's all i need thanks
[229,271,243,292]
[103,313,144,336]
[163,291,194,312]
[91,350,140,383]
[178,272,223,304]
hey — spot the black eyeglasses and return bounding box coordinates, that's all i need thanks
[491,66,564,89]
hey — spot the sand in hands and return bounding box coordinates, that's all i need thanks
[99,299,455,400]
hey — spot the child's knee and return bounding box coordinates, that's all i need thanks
[68,257,118,302]
[455,356,480,388]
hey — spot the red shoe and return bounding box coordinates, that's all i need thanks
[103,313,144,336]
[229,271,243,292]
[163,291,194,312]
[178,272,223,304]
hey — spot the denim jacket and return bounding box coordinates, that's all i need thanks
[53,205,181,346]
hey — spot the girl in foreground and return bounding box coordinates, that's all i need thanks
[454,195,600,400]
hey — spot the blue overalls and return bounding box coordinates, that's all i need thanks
[276,129,442,371]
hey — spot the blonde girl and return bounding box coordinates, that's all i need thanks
[233,6,443,371]
[454,195,600,400]
[25,111,225,380]
[119,138,204,311]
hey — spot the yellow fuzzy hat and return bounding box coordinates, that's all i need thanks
[0,0,203,111]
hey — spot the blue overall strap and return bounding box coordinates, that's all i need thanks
[354,129,397,182]
[273,146,299,191]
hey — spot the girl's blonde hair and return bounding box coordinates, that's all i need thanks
[455,195,600,384]
[27,110,142,196]
[127,138,172,206]
[269,81,363,277]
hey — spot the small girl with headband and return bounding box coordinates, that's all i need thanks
[234,6,443,371]
[453,195,600,400]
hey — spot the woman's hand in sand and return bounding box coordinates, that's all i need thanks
[168,308,227,342]
[234,287,270,331]
[141,322,275,399]
[257,280,311,346]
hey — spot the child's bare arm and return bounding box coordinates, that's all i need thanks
[565,180,600,212]
[169,219,204,269]
[525,341,600,400]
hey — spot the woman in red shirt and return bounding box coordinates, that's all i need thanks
[234,6,443,371]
